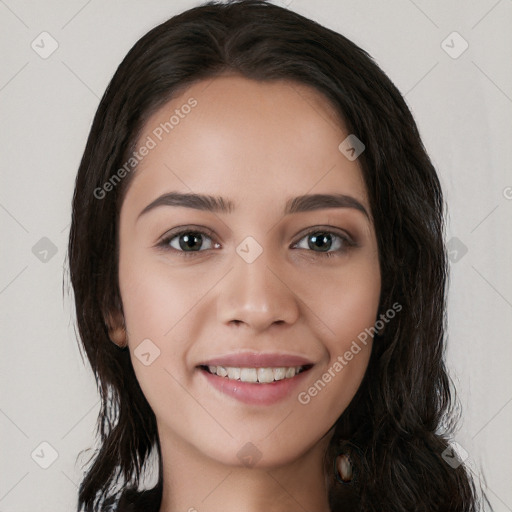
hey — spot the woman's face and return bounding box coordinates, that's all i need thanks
[117,75,381,468]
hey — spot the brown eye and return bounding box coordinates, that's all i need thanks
[293,229,354,256]
[158,227,219,255]
[174,232,210,252]
[307,232,335,252]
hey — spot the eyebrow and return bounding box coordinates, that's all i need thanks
[137,192,369,219]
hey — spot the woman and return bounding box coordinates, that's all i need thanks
[68,1,483,510]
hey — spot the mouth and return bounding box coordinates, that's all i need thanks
[196,353,315,405]
[199,364,312,383]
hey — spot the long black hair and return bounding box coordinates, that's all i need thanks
[68,1,484,510]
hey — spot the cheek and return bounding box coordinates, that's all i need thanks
[118,246,206,345]
[294,275,379,427]
[119,266,171,345]
[117,243,218,389]
[328,274,381,354]
[117,253,201,419]
[293,253,380,408]
[294,250,381,350]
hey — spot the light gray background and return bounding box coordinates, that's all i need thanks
[1,0,511,510]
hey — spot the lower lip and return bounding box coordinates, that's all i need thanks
[199,367,311,406]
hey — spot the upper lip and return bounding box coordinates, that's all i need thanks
[198,352,315,368]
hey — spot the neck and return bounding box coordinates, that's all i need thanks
[157,430,333,512]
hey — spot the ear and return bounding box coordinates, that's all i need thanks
[105,308,127,348]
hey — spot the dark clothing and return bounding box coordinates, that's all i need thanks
[107,486,161,511]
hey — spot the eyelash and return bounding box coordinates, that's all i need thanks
[156,225,357,259]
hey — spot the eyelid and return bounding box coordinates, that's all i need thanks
[291,225,356,248]
[156,225,217,244]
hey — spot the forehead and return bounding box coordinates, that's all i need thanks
[122,74,368,216]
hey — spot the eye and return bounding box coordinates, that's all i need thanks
[156,225,356,258]
[157,227,220,255]
[292,229,355,257]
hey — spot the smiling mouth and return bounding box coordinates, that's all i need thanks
[199,364,313,383]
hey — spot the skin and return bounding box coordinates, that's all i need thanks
[113,74,381,512]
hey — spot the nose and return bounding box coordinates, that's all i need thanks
[216,246,300,332]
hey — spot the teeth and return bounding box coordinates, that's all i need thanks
[285,367,296,378]
[240,368,258,382]
[216,365,228,377]
[227,367,241,380]
[206,365,305,383]
[257,367,274,383]
[273,367,287,381]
